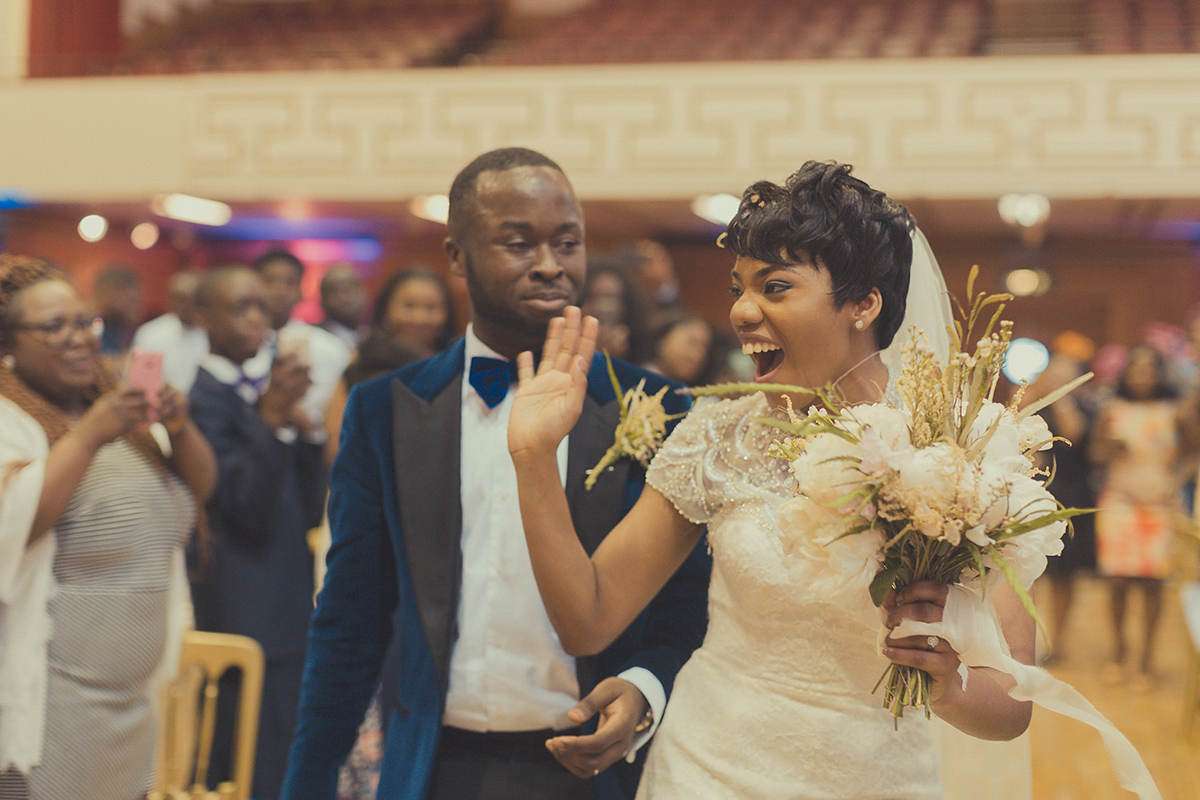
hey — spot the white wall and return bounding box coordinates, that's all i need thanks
[2,55,1198,202]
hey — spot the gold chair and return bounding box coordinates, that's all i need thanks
[149,631,265,800]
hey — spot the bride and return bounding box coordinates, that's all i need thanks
[507,161,1035,799]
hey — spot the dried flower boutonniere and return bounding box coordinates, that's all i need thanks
[585,354,684,490]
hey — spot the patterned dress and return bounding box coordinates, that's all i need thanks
[1095,399,1181,579]
[3,439,194,800]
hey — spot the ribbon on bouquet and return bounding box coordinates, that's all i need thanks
[889,585,1163,800]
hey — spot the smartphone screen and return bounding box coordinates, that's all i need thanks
[126,347,164,408]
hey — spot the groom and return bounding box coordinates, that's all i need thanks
[282,147,709,800]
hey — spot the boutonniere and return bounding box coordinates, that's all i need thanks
[585,354,685,490]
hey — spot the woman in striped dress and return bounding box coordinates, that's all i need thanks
[0,255,217,800]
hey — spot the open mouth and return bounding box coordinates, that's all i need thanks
[742,341,783,380]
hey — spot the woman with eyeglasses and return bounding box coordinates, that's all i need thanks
[0,255,216,800]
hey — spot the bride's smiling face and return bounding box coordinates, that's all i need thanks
[729,254,880,402]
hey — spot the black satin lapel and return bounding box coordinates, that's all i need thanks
[565,394,628,556]
[392,375,462,692]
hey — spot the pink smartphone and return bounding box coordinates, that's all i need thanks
[126,347,164,409]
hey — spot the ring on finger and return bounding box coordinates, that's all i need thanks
[925,635,939,651]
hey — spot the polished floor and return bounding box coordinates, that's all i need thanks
[1030,575,1200,800]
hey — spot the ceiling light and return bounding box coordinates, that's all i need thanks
[998,193,1050,228]
[78,214,108,242]
[409,194,449,224]
[152,193,232,226]
[1003,268,1052,297]
[131,221,160,250]
[691,193,741,226]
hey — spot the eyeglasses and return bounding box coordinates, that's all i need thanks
[9,315,104,345]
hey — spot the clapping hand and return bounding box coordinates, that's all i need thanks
[509,306,599,460]
[258,353,313,432]
[881,581,962,704]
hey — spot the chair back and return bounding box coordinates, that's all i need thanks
[150,630,264,800]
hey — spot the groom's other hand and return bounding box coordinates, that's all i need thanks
[544,677,649,778]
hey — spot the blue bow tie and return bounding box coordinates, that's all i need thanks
[468,356,518,409]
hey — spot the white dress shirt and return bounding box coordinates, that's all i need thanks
[130,313,210,395]
[444,327,663,758]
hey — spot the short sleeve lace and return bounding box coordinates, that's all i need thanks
[646,393,793,526]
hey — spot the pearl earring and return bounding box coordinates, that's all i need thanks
[854,319,865,330]
[0,354,13,369]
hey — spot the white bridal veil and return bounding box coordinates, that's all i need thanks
[880,227,954,393]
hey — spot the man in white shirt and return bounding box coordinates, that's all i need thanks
[244,250,351,439]
[317,263,367,350]
[283,148,709,800]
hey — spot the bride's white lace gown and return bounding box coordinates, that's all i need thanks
[639,393,942,800]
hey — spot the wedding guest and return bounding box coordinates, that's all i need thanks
[283,147,710,800]
[319,263,368,350]
[580,262,651,365]
[188,266,328,800]
[1022,332,1098,664]
[373,267,456,358]
[89,264,144,356]
[0,254,215,800]
[1091,343,1197,689]
[131,269,210,393]
[617,240,680,311]
[644,310,717,387]
[242,249,351,440]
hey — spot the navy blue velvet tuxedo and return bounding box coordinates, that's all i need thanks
[282,339,709,800]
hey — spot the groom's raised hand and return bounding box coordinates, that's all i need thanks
[544,676,649,779]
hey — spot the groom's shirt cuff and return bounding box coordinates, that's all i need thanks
[617,666,665,762]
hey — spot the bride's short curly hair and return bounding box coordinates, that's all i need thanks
[723,161,914,349]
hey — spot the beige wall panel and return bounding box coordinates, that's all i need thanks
[2,55,1200,201]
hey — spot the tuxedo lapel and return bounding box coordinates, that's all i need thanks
[565,393,628,556]
[392,371,463,692]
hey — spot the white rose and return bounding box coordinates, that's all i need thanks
[993,473,1068,585]
[969,402,1029,473]
[894,443,979,540]
[1016,412,1053,454]
[777,495,844,561]
[820,528,886,597]
[791,432,862,507]
[850,404,914,475]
